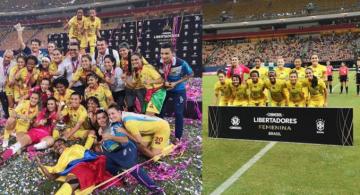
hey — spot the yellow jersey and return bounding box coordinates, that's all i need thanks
[85,17,101,37]
[61,105,88,130]
[230,84,249,102]
[265,79,287,102]
[246,79,266,100]
[309,64,327,81]
[15,100,39,120]
[305,79,326,99]
[251,66,268,80]
[68,16,86,39]
[274,67,291,81]
[85,84,113,109]
[72,67,105,83]
[54,88,75,105]
[292,67,306,81]
[139,64,163,89]
[285,81,306,102]
[214,79,232,100]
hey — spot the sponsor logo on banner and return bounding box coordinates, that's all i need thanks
[230,116,242,130]
[316,119,325,134]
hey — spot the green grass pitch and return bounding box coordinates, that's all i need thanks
[202,71,360,194]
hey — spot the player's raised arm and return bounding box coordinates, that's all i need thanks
[14,23,26,50]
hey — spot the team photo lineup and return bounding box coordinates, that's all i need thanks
[213,54,360,108]
[0,3,202,194]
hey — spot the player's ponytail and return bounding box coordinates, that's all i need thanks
[311,75,318,88]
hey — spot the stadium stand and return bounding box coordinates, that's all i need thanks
[204,0,359,23]
[204,32,359,67]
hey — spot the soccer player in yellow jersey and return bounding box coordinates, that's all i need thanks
[286,70,307,107]
[292,57,306,81]
[57,92,96,149]
[131,53,165,115]
[6,56,26,110]
[305,68,327,107]
[85,8,101,55]
[309,54,327,81]
[2,92,40,148]
[214,69,232,106]
[65,8,86,53]
[247,70,267,106]
[85,73,114,109]
[18,56,40,101]
[251,57,268,80]
[107,104,171,158]
[229,74,248,106]
[69,55,104,88]
[53,78,74,106]
[274,57,291,81]
[265,71,288,107]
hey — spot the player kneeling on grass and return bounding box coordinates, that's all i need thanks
[54,92,96,149]
[1,97,59,163]
[247,70,267,107]
[37,138,117,195]
[305,68,327,107]
[96,109,164,194]
[265,71,288,107]
[2,92,40,148]
[107,104,172,158]
[214,69,231,106]
[229,74,248,106]
[286,70,307,107]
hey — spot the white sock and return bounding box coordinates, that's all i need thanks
[9,142,22,154]
[33,141,48,150]
[2,139,9,148]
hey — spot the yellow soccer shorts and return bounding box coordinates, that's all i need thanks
[218,98,229,106]
[308,96,325,108]
[79,36,88,49]
[288,100,306,107]
[269,99,287,107]
[249,98,266,107]
[5,85,13,96]
[87,36,97,47]
[231,100,248,106]
[126,120,170,150]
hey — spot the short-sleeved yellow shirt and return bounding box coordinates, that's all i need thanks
[246,79,266,100]
[61,105,88,130]
[292,67,306,81]
[68,16,86,39]
[54,88,75,105]
[274,67,291,81]
[72,67,104,83]
[140,64,163,89]
[251,66,268,80]
[85,17,101,37]
[309,64,327,81]
[85,84,113,109]
[265,79,287,102]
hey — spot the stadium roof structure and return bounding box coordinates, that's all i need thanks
[0,0,144,16]
[204,11,360,30]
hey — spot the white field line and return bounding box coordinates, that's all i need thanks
[210,141,277,195]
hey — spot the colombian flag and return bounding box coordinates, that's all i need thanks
[45,144,120,190]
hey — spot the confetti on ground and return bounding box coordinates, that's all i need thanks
[0,118,202,194]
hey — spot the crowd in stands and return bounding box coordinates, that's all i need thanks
[204,0,360,23]
[204,32,359,67]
